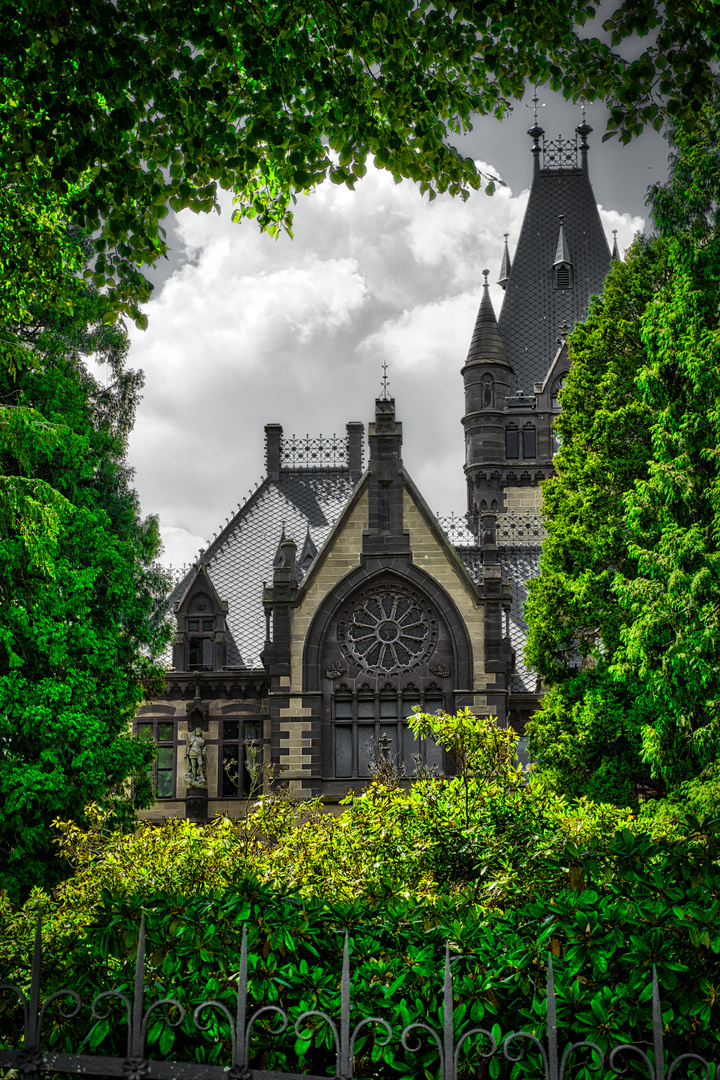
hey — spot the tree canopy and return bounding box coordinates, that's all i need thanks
[3,0,720,325]
[0,286,171,900]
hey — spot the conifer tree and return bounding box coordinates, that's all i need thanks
[0,287,171,900]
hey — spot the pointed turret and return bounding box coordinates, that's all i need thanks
[498,234,512,290]
[466,270,512,368]
[298,526,317,574]
[611,229,621,261]
[462,271,514,525]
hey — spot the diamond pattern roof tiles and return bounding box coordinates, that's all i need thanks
[170,469,360,671]
[498,169,611,393]
[499,546,541,694]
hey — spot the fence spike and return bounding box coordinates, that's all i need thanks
[443,943,453,1080]
[547,953,558,1080]
[652,966,664,1080]
[238,925,248,1068]
[25,914,43,1050]
[130,917,146,1058]
[340,932,351,1079]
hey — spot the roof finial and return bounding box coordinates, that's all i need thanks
[497,234,512,290]
[380,360,390,401]
[611,229,621,261]
[526,90,546,127]
[482,268,490,288]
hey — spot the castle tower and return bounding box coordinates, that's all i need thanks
[462,269,514,523]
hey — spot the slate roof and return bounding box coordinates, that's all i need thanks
[498,168,611,392]
[499,546,542,694]
[168,469,361,670]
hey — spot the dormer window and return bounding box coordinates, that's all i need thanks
[554,263,572,290]
[553,216,573,290]
[188,617,215,670]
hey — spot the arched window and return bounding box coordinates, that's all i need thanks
[552,375,567,410]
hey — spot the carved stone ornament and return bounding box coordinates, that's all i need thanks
[326,663,345,679]
[430,661,450,678]
[338,584,437,675]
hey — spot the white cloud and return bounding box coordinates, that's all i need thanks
[125,163,644,570]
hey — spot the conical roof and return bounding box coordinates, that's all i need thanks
[465,270,511,367]
[498,167,611,391]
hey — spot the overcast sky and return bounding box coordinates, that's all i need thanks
[121,86,667,573]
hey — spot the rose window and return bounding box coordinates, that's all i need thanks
[338,586,437,674]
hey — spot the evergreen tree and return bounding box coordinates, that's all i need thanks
[524,238,669,809]
[0,288,171,900]
[525,96,720,813]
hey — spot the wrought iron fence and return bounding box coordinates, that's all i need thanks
[0,915,716,1080]
[496,511,546,546]
[543,137,578,170]
[279,433,355,470]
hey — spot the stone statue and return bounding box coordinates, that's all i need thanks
[185,727,207,787]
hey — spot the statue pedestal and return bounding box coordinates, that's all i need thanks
[185,786,208,823]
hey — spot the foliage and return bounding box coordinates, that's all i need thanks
[3,1,720,323]
[2,820,720,1079]
[2,712,687,954]
[0,288,172,900]
[525,91,720,811]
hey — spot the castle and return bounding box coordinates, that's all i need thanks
[135,114,616,821]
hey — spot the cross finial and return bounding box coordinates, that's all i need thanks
[526,91,546,125]
[380,360,390,401]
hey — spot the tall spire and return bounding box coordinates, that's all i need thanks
[611,229,621,261]
[466,270,510,367]
[497,234,512,290]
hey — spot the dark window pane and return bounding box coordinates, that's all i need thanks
[358,700,375,719]
[188,639,202,669]
[401,698,419,718]
[157,722,174,742]
[379,724,398,762]
[516,735,531,772]
[335,700,352,719]
[244,721,260,741]
[358,727,374,777]
[335,727,353,777]
[222,745,240,796]
[523,428,536,458]
[403,726,420,774]
[223,720,239,741]
[202,619,214,631]
[426,737,445,773]
[424,698,443,714]
[157,747,174,769]
[202,638,213,669]
[506,429,519,459]
[137,723,154,743]
[379,699,397,718]
[188,620,199,632]
[156,769,173,798]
